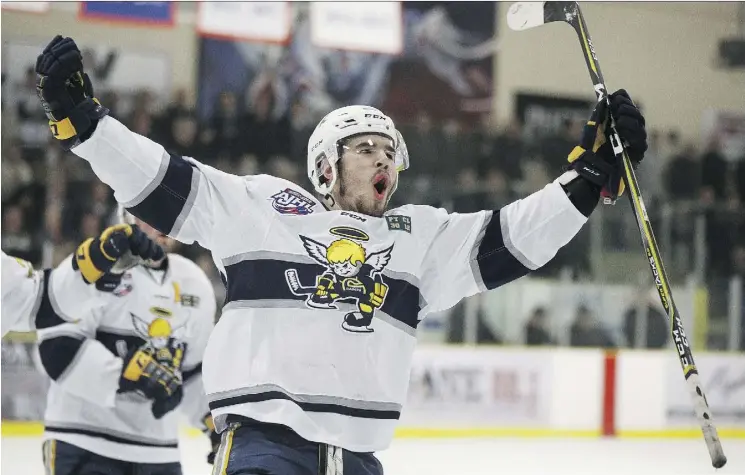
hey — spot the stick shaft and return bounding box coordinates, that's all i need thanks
[555,1,727,467]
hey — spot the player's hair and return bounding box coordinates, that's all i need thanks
[326,239,366,265]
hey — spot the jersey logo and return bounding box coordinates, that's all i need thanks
[270,188,315,215]
[285,229,393,333]
[131,313,187,373]
[386,215,411,233]
[113,272,133,297]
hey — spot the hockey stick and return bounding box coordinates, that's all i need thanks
[507,2,727,469]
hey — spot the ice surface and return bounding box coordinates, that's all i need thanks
[2,435,744,475]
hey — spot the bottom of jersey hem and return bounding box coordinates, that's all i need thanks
[209,391,401,420]
[44,426,179,448]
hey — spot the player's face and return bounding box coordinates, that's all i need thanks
[332,134,398,217]
[135,218,176,252]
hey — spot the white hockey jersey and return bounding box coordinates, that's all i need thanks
[36,252,216,464]
[2,251,43,336]
[73,116,588,452]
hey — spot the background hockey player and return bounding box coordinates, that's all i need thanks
[34,216,219,475]
[35,35,648,475]
[1,223,163,337]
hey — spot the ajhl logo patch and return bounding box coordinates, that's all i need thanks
[270,188,316,215]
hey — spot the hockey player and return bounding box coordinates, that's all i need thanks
[2,251,45,336]
[35,216,219,475]
[36,36,648,474]
[1,222,163,337]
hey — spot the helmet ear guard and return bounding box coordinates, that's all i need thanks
[394,129,410,173]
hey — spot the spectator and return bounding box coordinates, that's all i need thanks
[2,205,41,265]
[244,82,291,163]
[525,307,553,346]
[166,113,203,158]
[622,296,669,348]
[210,91,244,161]
[398,111,443,180]
[700,137,728,202]
[492,121,526,180]
[663,143,700,201]
[569,305,616,348]
[736,154,745,203]
[451,167,485,213]
[1,141,33,202]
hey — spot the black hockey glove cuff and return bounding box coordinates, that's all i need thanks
[35,35,109,150]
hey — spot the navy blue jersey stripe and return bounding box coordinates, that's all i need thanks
[209,392,401,420]
[476,211,531,289]
[38,336,85,381]
[223,259,421,331]
[35,269,65,330]
[183,363,202,383]
[127,153,196,235]
[95,330,145,357]
[45,426,178,448]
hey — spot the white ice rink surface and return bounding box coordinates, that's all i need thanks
[2,436,744,475]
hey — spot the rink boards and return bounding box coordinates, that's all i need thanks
[2,347,743,439]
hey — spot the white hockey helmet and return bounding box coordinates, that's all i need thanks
[307,105,410,196]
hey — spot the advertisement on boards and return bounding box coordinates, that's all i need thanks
[401,347,552,427]
[665,353,745,427]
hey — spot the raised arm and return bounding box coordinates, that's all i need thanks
[419,90,648,316]
[35,36,244,249]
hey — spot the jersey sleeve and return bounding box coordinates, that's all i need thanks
[71,116,247,249]
[418,178,588,317]
[1,252,43,336]
[173,258,217,431]
[35,256,122,408]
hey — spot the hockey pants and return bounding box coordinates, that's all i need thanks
[42,440,182,475]
[210,418,383,475]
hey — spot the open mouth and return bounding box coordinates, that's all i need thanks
[372,174,389,200]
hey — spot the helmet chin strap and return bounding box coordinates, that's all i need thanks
[323,193,337,208]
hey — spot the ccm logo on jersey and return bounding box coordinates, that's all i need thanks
[270,189,315,215]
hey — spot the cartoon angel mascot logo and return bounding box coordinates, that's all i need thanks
[285,227,393,333]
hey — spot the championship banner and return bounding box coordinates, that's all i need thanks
[665,353,745,427]
[515,92,593,139]
[1,1,50,13]
[401,347,552,427]
[197,2,292,43]
[198,2,496,125]
[79,2,175,26]
[310,2,403,55]
[3,39,172,96]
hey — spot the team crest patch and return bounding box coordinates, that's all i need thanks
[285,228,393,333]
[386,215,411,233]
[270,188,315,215]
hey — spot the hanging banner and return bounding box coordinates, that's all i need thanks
[310,2,403,54]
[3,39,172,96]
[1,1,50,13]
[197,2,291,43]
[515,92,592,139]
[79,2,174,26]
